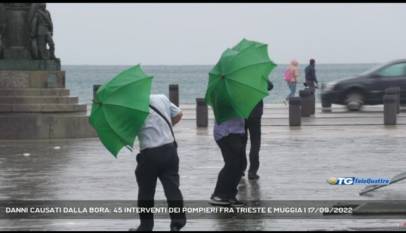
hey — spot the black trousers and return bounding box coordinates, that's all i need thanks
[213,134,245,200]
[242,117,262,175]
[135,143,186,231]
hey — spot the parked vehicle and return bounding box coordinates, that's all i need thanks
[321,59,406,111]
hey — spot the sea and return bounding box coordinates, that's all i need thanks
[63,64,378,105]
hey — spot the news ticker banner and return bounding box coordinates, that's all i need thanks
[1,200,406,219]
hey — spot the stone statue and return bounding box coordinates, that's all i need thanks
[0,3,60,70]
[0,3,5,59]
[30,3,56,60]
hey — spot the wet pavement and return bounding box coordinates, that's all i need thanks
[1,105,406,231]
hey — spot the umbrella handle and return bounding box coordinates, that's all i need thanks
[92,99,102,105]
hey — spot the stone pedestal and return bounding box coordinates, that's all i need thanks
[0,113,95,139]
[0,59,61,71]
[0,70,65,88]
[0,70,96,139]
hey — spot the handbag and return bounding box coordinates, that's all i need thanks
[284,69,293,82]
[149,104,178,148]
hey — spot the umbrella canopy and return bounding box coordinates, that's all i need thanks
[204,38,277,123]
[89,65,153,157]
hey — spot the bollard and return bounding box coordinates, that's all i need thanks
[196,98,208,128]
[320,84,332,112]
[93,84,101,100]
[299,89,312,117]
[169,84,179,107]
[309,88,316,115]
[385,87,400,114]
[383,94,397,125]
[321,99,332,113]
[289,97,302,126]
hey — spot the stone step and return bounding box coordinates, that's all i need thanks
[0,113,96,139]
[0,88,70,96]
[0,96,79,104]
[0,103,86,113]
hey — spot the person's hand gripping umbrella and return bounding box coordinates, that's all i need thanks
[89,65,153,157]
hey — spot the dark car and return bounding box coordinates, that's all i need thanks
[321,59,406,111]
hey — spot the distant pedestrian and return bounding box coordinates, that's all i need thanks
[241,79,273,180]
[209,117,246,207]
[130,94,186,232]
[284,60,300,104]
[304,58,318,91]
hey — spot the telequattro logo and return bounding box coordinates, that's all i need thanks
[327,177,391,185]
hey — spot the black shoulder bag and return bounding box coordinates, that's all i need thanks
[149,104,178,148]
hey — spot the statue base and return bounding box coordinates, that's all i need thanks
[0,70,65,88]
[0,59,61,71]
[0,70,96,139]
[0,113,96,139]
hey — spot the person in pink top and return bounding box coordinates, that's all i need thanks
[284,60,300,104]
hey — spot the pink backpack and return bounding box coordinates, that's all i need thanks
[284,68,294,82]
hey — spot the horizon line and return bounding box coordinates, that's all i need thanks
[61,62,380,66]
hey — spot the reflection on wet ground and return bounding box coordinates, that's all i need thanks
[1,106,406,230]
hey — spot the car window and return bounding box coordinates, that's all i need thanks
[377,63,406,77]
[359,63,386,76]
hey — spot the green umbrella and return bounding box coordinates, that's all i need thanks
[204,38,277,123]
[89,65,153,157]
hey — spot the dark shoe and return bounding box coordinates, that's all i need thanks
[129,223,153,231]
[248,173,260,180]
[209,195,230,206]
[170,216,186,231]
[170,225,182,231]
[229,198,246,207]
[129,226,152,231]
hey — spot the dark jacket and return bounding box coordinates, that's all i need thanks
[305,64,318,85]
[249,80,273,119]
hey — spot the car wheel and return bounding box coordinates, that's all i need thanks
[345,92,364,111]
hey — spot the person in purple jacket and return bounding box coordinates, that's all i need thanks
[209,117,246,207]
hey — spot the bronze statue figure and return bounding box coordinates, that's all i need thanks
[0,24,4,59]
[30,3,56,60]
[0,3,5,59]
[0,3,60,70]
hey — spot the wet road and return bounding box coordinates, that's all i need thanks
[1,105,406,231]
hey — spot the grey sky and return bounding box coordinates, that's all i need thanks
[48,3,406,65]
